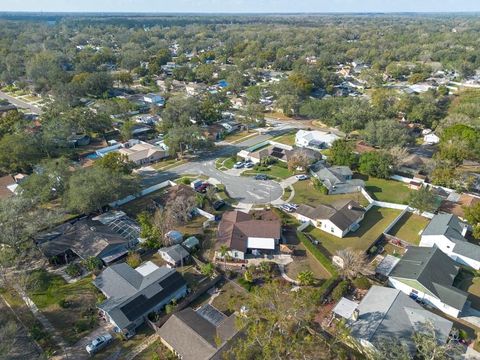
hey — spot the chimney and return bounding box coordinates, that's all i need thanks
[351,309,359,321]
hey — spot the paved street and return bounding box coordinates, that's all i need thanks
[0,91,42,114]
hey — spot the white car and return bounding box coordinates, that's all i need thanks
[296,174,310,181]
[233,161,245,169]
[86,334,113,355]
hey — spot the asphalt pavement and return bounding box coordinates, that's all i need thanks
[0,91,42,114]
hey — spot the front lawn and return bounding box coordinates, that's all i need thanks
[305,206,402,256]
[243,164,293,180]
[28,270,103,345]
[223,131,253,143]
[388,212,430,245]
[356,174,413,204]
[273,132,296,146]
[292,180,369,207]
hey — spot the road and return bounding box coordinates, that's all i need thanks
[0,91,42,114]
[139,132,288,204]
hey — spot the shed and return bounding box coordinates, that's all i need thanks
[182,236,200,251]
[165,230,183,245]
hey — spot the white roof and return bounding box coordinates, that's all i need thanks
[375,255,400,277]
[247,237,275,250]
[333,297,358,319]
[135,261,159,276]
[296,130,340,145]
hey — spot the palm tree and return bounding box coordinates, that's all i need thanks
[297,270,315,286]
[335,248,372,280]
[219,245,230,270]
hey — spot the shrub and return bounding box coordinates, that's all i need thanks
[165,303,176,314]
[58,298,70,308]
[179,177,191,185]
[83,257,102,272]
[126,252,142,268]
[353,276,371,290]
[368,246,378,255]
[238,277,254,291]
[331,280,350,302]
[27,269,52,292]
[65,263,82,278]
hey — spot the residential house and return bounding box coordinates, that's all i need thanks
[216,210,282,260]
[295,130,341,150]
[440,193,480,221]
[94,262,187,336]
[310,162,365,194]
[420,214,480,270]
[165,230,184,245]
[158,244,190,267]
[0,175,18,200]
[159,304,239,360]
[143,93,165,107]
[68,134,91,147]
[423,133,440,145]
[333,286,453,356]
[182,236,200,251]
[220,121,241,134]
[388,246,469,318]
[295,200,366,238]
[118,141,168,165]
[35,212,139,265]
[185,82,207,96]
[136,114,161,126]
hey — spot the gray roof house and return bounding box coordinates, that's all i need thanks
[159,304,239,360]
[420,214,480,270]
[388,246,469,318]
[310,161,364,194]
[93,262,187,336]
[158,244,190,267]
[333,286,453,356]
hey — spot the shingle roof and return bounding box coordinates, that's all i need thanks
[389,246,468,310]
[349,286,452,355]
[159,244,189,263]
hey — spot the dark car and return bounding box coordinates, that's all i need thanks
[213,200,226,210]
[254,174,268,180]
[196,183,211,193]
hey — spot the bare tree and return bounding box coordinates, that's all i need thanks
[413,322,464,360]
[388,146,409,170]
[334,248,372,280]
[168,194,196,225]
[287,149,319,172]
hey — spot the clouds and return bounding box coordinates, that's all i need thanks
[3,0,480,13]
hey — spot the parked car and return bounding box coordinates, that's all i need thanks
[254,174,268,180]
[234,161,245,169]
[85,334,113,355]
[213,200,226,210]
[196,183,211,193]
[296,174,310,181]
[244,161,254,168]
[280,204,295,213]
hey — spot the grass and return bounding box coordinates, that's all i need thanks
[383,242,406,257]
[292,180,369,207]
[297,232,336,276]
[453,268,480,310]
[135,339,177,360]
[151,158,187,170]
[243,164,293,180]
[273,132,296,146]
[175,215,208,237]
[215,157,236,171]
[287,237,333,280]
[119,189,166,217]
[305,206,402,256]
[223,131,253,143]
[356,174,413,204]
[388,212,430,245]
[28,271,103,345]
[211,281,249,315]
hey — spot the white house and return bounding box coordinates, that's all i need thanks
[388,246,468,318]
[420,214,480,270]
[143,93,165,106]
[295,130,341,150]
[423,133,440,145]
[294,200,365,238]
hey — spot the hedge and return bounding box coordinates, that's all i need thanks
[297,231,337,276]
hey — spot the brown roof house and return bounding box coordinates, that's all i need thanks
[0,175,17,200]
[294,200,366,238]
[159,304,240,360]
[118,140,168,166]
[216,210,281,260]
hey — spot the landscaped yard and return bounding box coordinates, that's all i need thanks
[286,242,332,280]
[243,164,293,180]
[273,132,296,146]
[292,180,369,207]
[356,174,413,204]
[388,212,430,245]
[27,270,103,345]
[305,206,402,256]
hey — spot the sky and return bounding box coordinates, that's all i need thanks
[1,0,480,13]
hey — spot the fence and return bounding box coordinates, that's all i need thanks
[109,180,176,208]
[383,207,410,235]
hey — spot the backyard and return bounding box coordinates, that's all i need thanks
[211,281,249,315]
[119,188,165,217]
[292,180,369,207]
[272,132,296,146]
[356,174,413,204]
[286,241,332,281]
[305,206,402,256]
[388,212,430,245]
[27,270,103,345]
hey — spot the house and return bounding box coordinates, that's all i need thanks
[94,262,187,336]
[159,304,239,360]
[295,130,341,150]
[182,236,200,251]
[216,210,282,260]
[0,175,17,200]
[220,121,241,134]
[136,114,160,125]
[185,82,207,96]
[440,193,480,221]
[333,286,453,356]
[68,134,91,147]
[354,141,376,154]
[294,200,366,238]
[35,213,139,265]
[165,230,184,245]
[310,162,365,194]
[158,244,190,267]
[419,214,480,270]
[423,133,440,145]
[388,246,469,318]
[143,93,165,106]
[118,141,168,165]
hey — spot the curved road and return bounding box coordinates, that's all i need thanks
[0,91,42,114]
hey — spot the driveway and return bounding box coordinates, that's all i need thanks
[0,91,42,114]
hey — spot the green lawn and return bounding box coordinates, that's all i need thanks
[151,158,187,170]
[211,281,249,315]
[305,206,402,256]
[273,132,296,146]
[243,164,293,180]
[215,157,236,171]
[223,131,253,143]
[28,271,103,345]
[453,269,480,310]
[292,180,369,207]
[119,189,165,217]
[388,212,430,245]
[357,174,413,204]
[286,241,332,280]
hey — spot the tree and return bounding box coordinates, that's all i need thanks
[200,262,215,278]
[372,339,411,360]
[114,71,133,88]
[83,256,102,272]
[95,152,134,174]
[364,119,412,149]
[408,187,437,213]
[0,110,23,138]
[276,94,300,116]
[0,320,18,360]
[413,322,464,360]
[64,167,140,214]
[244,270,254,283]
[464,202,480,240]
[0,133,42,173]
[287,149,318,172]
[389,146,410,170]
[126,252,141,268]
[297,270,315,286]
[120,120,136,141]
[358,152,393,179]
[240,103,264,132]
[219,245,229,270]
[329,139,357,168]
[335,248,372,280]
[138,212,162,249]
